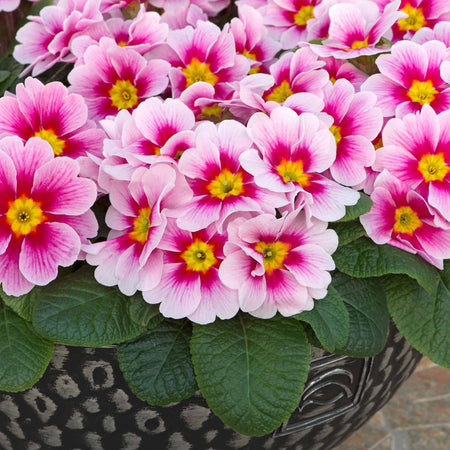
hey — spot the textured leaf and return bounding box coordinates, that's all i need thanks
[333,272,389,357]
[32,266,146,346]
[0,70,10,83]
[333,237,438,294]
[0,305,53,391]
[329,220,366,246]
[295,286,349,352]
[127,293,161,328]
[384,265,450,368]
[118,320,197,405]
[336,193,372,222]
[191,314,311,436]
[0,287,38,322]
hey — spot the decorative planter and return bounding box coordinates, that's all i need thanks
[0,322,421,450]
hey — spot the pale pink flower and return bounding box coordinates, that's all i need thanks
[0,0,19,12]
[143,220,239,324]
[320,56,368,91]
[321,78,382,186]
[100,0,138,13]
[164,21,250,98]
[148,0,207,29]
[68,39,170,121]
[219,210,338,318]
[412,21,450,46]
[176,120,288,232]
[308,0,404,59]
[230,4,281,74]
[150,0,230,17]
[361,40,450,118]
[0,137,97,296]
[13,0,104,76]
[0,77,104,165]
[360,171,450,268]
[84,164,192,296]
[241,107,359,221]
[374,105,450,222]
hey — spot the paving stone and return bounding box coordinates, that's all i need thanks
[400,426,450,450]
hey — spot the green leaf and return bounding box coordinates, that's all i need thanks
[127,293,161,328]
[191,314,311,436]
[0,305,53,392]
[333,237,439,294]
[32,266,146,346]
[0,287,38,322]
[336,193,372,222]
[332,272,389,357]
[0,70,10,83]
[118,320,198,405]
[384,265,450,368]
[294,286,349,352]
[0,56,24,95]
[329,220,366,246]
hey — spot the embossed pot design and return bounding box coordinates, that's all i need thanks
[0,322,421,450]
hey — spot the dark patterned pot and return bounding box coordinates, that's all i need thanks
[0,322,421,450]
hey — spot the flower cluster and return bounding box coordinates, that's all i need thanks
[2,0,450,324]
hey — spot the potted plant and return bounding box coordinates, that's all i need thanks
[0,0,448,448]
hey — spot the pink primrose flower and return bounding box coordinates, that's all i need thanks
[0,137,97,296]
[219,210,338,318]
[70,8,169,61]
[262,0,321,49]
[413,21,450,46]
[149,0,230,17]
[165,20,250,98]
[13,0,104,76]
[84,164,192,296]
[148,0,208,29]
[360,170,450,268]
[0,78,105,167]
[241,107,359,221]
[391,0,450,42]
[361,40,450,118]
[100,0,139,13]
[99,97,196,190]
[374,105,450,222]
[176,120,288,232]
[230,4,282,74]
[320,56,369,91]
[308,0,404,59]
[143,219,239,324]
[321,78,382,186]
[68,39,170,121]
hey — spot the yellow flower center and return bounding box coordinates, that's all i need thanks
[330,125,342,144]
[418,153,450,183]
[398,4,426,31]
[373,136,383,150]
[393,206,422,235]
[255,241,291,275]
[109,79,139,110]
[34,128,66,156]
[201,104,223,117]
[265,80,294,103]
[243,49,260,74]
[181,239,218,274]
[294,5,314,26]
[6,195,45,237]
[207,169,245,199]
[277,159,311,186]
[407,79,438,105]
[129,207,151,243]
[182,58,219,88]
[117,41,128,47]
[350,37,369,50]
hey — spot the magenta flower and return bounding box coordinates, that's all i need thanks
[219,210,338,318]
[0,137,97,296]
[360,171,450,268]
[321,78,382,186]
[143,220,239,324]
[68,39,170,120]
[230,4,281,74]
[0,77,104,165]
[13,0,104,76]
[176,120,288,232]
[374,105,450,222]
[309,0,403,59]
[241,107,359,221]
[321,56,369,91]
[165,20,250,98]
[84,164,192,296]
[361,40,450,118]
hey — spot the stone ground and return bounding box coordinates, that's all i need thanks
[336,358,450,450]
